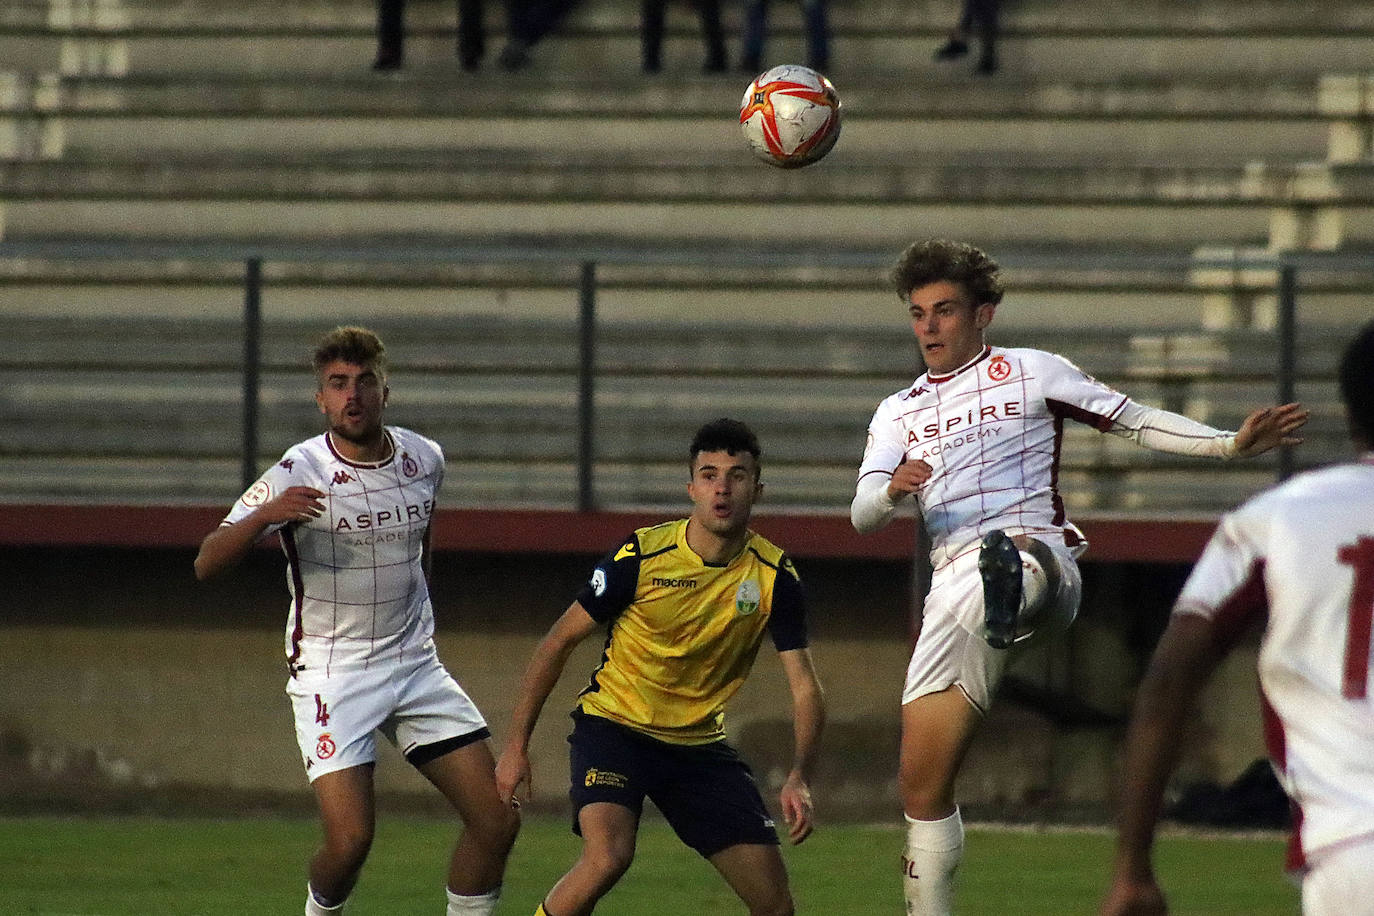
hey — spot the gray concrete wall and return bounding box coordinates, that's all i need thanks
[0,546,1266,821]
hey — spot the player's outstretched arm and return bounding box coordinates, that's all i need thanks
[776,647,825,845]
[1230,402,1308,458]
[1100,614,1229,916]
[193,486,326,580]
[494,602,600,806]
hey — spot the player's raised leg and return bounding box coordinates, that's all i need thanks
[541,802,640,916]
[709,843,795,916]
[306,765,377,915]
[899,689,981,916]
[415,740,520,916]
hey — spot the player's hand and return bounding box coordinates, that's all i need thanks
[1231,402,1308,458]
[259,486,327,525]
[494,746,531,809]
[778,772,815,845]
[1098,876,1167,916]
[886,456,933,500]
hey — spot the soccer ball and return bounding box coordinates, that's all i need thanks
[738,65,842,169]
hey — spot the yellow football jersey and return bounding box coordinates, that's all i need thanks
[573,519,807,745]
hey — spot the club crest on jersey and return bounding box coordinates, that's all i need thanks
[401,452,418,477]
[736,580,761,616]
[315,733,336,760]
[241,479,271,508]
[987,355,1012,382]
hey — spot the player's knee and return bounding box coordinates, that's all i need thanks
[486,803,521,855]
[580,842,634,884]
[897,774,954,820]
[322,822,374,870]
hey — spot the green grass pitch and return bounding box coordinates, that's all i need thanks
[0,814,1297,914]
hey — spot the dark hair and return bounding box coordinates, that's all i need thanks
[689,418,762,479]
[890,238,1004,306]
[312,326,388,378]
[1340,321,1374,446]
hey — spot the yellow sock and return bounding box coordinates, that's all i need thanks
[534,905,550,916]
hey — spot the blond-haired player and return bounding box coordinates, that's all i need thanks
[851,239,1308,916]
[195,326,518,916]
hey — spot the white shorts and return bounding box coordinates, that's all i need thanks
[1302,837,1374,916]
[902,538,1082,712]
[285,650,489,782]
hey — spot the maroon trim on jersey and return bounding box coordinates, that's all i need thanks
[1045,397,1116,433]
[281,526,307,672]
[324,430,396,469]
[1049,412,1068,528]
[924,346,991,385]
[1206,558,1268,654]
[1260,684,1306,873]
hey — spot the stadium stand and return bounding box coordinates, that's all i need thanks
[0,0,1366,512]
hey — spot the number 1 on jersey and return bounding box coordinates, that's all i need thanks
[1338,537,1374,699]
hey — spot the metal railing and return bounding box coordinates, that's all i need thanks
[1,237,1367,511]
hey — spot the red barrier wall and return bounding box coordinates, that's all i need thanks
[0,504,1216,562]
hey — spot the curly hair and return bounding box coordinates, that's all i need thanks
[689,418,762,480]
[890,238,1004,306]
[312,326,388,379]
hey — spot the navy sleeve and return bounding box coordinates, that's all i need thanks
[573,533,641,623]
[767,555,809,652]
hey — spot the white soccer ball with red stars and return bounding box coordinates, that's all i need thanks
[738,65,842,169]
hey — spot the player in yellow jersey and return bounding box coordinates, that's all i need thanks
[495,418,826,916]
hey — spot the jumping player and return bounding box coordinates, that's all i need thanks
[849,239,1308,916]
[194,326,518,916]
[495,418,825,916]
[1100,321,1374,916]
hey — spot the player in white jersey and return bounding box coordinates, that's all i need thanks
[194,327,518,916]
[1101,321,1374,916]
[849,239,1308,916]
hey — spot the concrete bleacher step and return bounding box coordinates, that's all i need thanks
[0,313,1350,508]
[4,0,1373,79]
[3,73,1333,164]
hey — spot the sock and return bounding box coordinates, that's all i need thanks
[534,904,552,916]
[446,885,501,916]
[305,884,345,916]
[902,808,964,916]
[1019,549,1048,613]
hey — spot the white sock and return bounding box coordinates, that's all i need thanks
[446,885,501,916]
[903,808,964,916]
[305,884,345,916]
[1019,550,1048,613]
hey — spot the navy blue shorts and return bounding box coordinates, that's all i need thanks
[566,711,779,858]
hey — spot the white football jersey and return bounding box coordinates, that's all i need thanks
[223,427,444,674]
[1174,455,1374,869]
[857,346,1126,570]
